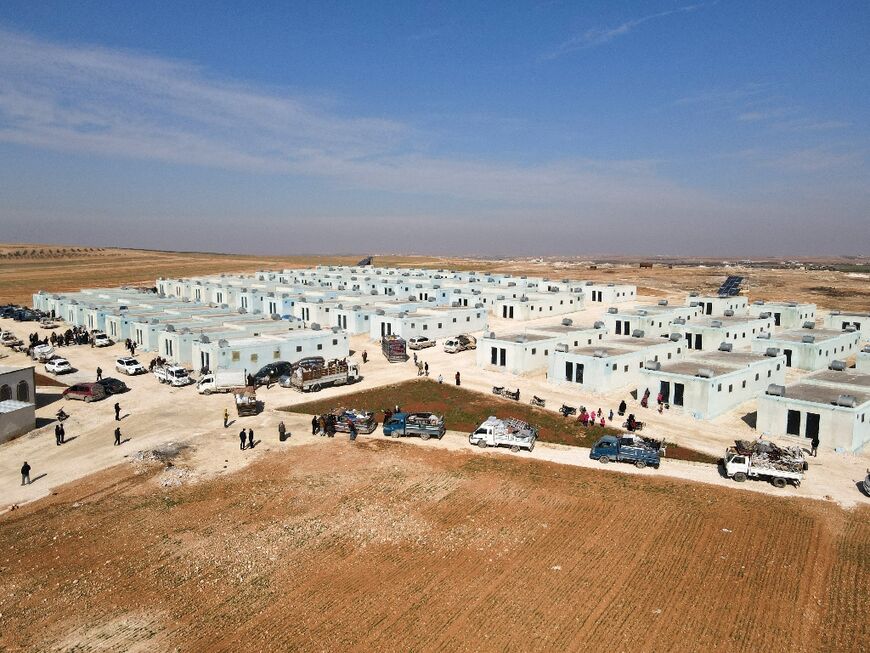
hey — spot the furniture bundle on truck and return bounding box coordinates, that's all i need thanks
[468,416,537,452]
[330,408,378,434]
[382,335,407,362]
[234,387,261,417]
[287,358,360,392]
[382,412,445,440]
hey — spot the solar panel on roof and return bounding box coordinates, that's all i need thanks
[717,275,744,296]
[356,256,373,266]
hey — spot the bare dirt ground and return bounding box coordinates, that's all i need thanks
[1,438,868,653]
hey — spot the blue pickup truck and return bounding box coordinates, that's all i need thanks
[382,412,446,440]
[590,435,663,469]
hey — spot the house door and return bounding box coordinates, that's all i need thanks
[509,307,514,318]
[694,334,703,350]
[615,321,622,335]
[575,364,584,384]
[784,349,792,367]
[786,409,801,436]
[491,347,498,365]
[705,303,712,315]
[502,306,508,318]
[805,413,820,440]
[200,351,210,372]
[673,383,684,406]
[499,348,506,366]
[774,312,781,326]
[565,361,574,381]
[623,320,630,335]
[659,381,670,403]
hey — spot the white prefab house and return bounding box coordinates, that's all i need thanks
[582,282,637,304]
[747,300,816,329]
[368,307,486,341]
[857,346,870,373]
[750,328,862,371]
[0,365,36,443]
[192,328,350,374]
[824,311,870,332]
[640,350,787,419]
[526,323,606,348]
[478,332,560,375]
[686,294,749,317]
[492,291,584,320]
[549,335,685,394]
[676,315,775,352]
[756,370,870,452]
[601,304,702,338]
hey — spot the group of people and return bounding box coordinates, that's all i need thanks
[309,414,358,440]
[123,338,138,356]
[148,356,167,371]
[579,407,611,428]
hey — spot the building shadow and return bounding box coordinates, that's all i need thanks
[36,391,64,409]
[740,411,757,429]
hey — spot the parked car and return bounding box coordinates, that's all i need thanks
[92,332,113,347]
[153,365,194,387]
[408,336,436,350]
[63,382,108,402]
[96,377,129,395]
[45,357,74,375]
[254,361,294,385]
[115,357,146,375]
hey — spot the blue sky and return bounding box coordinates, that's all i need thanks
[0,1,867,256]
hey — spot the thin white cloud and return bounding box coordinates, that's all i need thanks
[542,3,711,60]
[0,27,717,215]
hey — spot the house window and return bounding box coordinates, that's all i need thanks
[332,339,338,345]
[728,384,733,392]
[232,352,240,361]
[612,364,617,371]
[717,384,722,391]
[742,380,746,388]
[531,348,537,355]
[624,365,629,372]
[251,354,258,362]
[317,344,323,350]
[17,381,29,402]
[296,346,302,352]
[755,373,759,381]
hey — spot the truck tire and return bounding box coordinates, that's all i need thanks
[312,383,322,392]
[203,389,212,395]
[772,477,787,489]
[733,472,747,482]
[477,440,488,449]
[598,455,609,464]
[420,432,430,441]
[510,445,520,453]
[635,460,646,469]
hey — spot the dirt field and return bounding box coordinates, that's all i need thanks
[0,439,867,653]
[286,379,719,464]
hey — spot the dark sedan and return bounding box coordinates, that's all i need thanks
[96,377,130,395]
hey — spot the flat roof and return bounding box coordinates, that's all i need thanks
[487,332,552,343]
[766,329,853,344]
[654,351,773,377]
[806,370,870,389]
[0,365,35,375]
[688,316,768,328]
[568,336,673,357]
[831,311,870,318]
[0,400,34,413]
[750,301,814,308]
[528,324,598,334]
[772,383,870,407]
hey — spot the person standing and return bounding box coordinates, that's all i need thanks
[437,374,443,384]
[247,428,254,449]
[59,422,65,444]
[348,419,357,442]
[362,350,368,364]
[54,424,61,446]
[278,421,287,441]
[21,461,31,485]
[319,415,326,437]
[811,435,820,457]
[239,429,247,450]
[223,408,229,428]
[311,415,319,435]
[114,402,121,421]
[96,366,103,381]
[413,352,418,366]
[114,427,121,446]
[455,371,460,386]
[424,362,429,376]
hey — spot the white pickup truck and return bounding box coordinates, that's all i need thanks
[197,370,247,394]
[443,334,476,353]
[469,416,537,453]
[153,364,194,387]
[724,441,807,488]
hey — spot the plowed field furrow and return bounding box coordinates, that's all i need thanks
[1,442,866,653]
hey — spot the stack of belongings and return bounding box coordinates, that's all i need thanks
[331,407,377,433]
[735,440,805,473]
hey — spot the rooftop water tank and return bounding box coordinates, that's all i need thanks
[766,384,785,396]
[631,329,645,338]
[645,360,661,370]
[835,394,857,408]
[719,342,733,352]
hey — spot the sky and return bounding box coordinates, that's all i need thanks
[0,1,868,257]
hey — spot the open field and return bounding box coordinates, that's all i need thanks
[1,438,867,653]
[2,243,869,311]
[286,379,719,464]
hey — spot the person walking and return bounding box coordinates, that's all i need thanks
[437,373,443,384]
[114,402,121,421]
[362,350,368,363]
[21,461,31,485]
[311,415,319,435]
[319,415,326,437]
[239,429,247,450]
[59,422,65,444]
[278,421,287,441]
[455,371,460,386]
[348,419,357,442]
[114,427,121,446]
[413,352,418,366]
[223,408,229,429]
[424,362,429,377]
[96,366,103,382]
[247,428,254,449]
[54,424,61,446]
[811,435,820,457]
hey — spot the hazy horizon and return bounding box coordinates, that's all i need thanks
[1,3,868,256]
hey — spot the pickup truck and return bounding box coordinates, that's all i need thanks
[408,336,436,350]
[382,412,445,440]
[153,364,194,387]
[332,408,378,434]
[469,416,537,452]
[443,334,476,353]
[590,434,663,469]
[724,440,806,488]
[197,369,247,394]
[92,332,113,347]
[284,359,360,392]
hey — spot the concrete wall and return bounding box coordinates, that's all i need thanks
[824,312,869,332]
[857,351,870,373]
[478,336,558,375]
[0,401,36,444]
[751,331,862,371]
[748,302,816,329]
[195,330,350,373]
[686,296,749,317]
